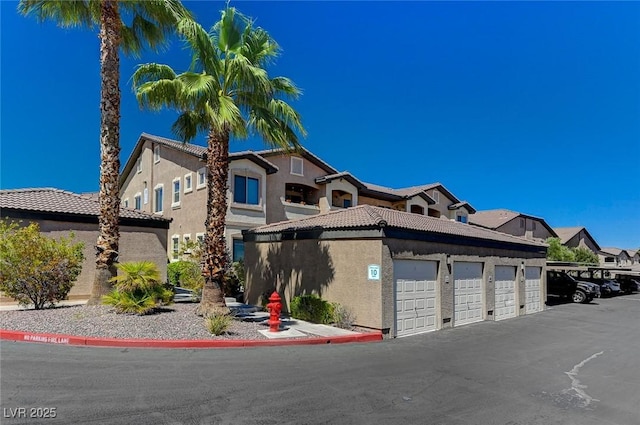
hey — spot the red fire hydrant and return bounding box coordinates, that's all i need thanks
[266,291,282,332]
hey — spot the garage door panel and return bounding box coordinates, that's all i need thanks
[495,266,517,321]
[525,266,542,314]
[395,260,438,337]
[453,262,484,327]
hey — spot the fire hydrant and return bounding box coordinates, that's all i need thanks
[266,291,282,332]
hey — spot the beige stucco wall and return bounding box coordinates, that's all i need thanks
[244,239,384,329]
[318,179,359,213]
[497,217,554,241]
[1,218,167,302]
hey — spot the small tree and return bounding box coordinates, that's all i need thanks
[0,220,84,309]
[572,246,599,265]
[546,237,576,262]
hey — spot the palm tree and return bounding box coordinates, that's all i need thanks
[18,1,191,304]
[132,7,306,315]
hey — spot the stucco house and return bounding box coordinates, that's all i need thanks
[553,226,601,253]
[243,205,547,338]
[0,188,170,301]
[598,248,632,267]
[119,133,476,262]
[469,209,557,242]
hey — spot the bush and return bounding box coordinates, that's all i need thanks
[103,261,173,315]
[223,260,245,298]
[0,220,84,309]
[331,303,356,330]
[167,260,204,294]
[290,294,335,324]
[204,308,233,335]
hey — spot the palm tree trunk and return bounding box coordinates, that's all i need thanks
[88,0,122,305]
[197,129,230,316]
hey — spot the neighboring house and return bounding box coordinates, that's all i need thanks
[598,248,632,267]
[469,209,557,242]
[553,226,601,253]
[0,188,170,301]
[119,133,476,262]
[628,249,640,266]
[243,205,547,338]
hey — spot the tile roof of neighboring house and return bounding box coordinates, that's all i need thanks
[246,204,546,248]
[599,247,629,257]
[552,226,601,251]
[469,209,557,237]
[0,188,170,224]
[447,201,477,214]
[360,182,476,211]
[627,249,638,257]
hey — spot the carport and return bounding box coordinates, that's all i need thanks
[243,205,547,338]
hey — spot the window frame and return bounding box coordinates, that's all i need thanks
[172,177,181,208]
[171,234,180,261]
[233,174,260,205]
[153,145,160,163]
[432,190,440,204]
[290,157,304,176]
[123,198,129,208]
[197,167,206,190]
[184,173,193,194]
[154,184,164,214]
[232,239,245,262]
[135,157,142,174]
[134,192,142,210]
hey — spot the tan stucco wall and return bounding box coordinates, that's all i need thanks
[319,179,359,213]
[244,239,384,329]
[565,231,599,253]
[498,217,554,241]
[1,218,167,301]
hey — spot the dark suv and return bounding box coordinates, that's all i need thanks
[547,270,599,303]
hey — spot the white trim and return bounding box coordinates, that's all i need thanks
[290,157,304,176]
[432,190,440,204]
[123,198,129,208]
[154,184,164,214]
[197,167,206,190]
[135,157,142,174]
[172,177,181,208]
[153,145,160,163]
[183,234,191,243]
[171,234,180,261]
[196,232,205,244]
[184,172,193,194]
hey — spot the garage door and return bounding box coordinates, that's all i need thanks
[494,266,517,321]
[525,266,542,314]
[394,260,438,337]
[453,262,484,326]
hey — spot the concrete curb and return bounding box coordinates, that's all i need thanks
[0,329,383,349]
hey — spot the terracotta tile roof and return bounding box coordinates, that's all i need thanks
[0,188,170,223]
[246,205,546,247]
[468,209,521,229]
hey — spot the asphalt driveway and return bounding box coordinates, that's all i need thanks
[1,294,639,425]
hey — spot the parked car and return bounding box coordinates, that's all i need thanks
[582,278,620,297]
[547,271,599,304]
[615,276,640,294]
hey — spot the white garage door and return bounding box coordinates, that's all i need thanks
[454,262,484,326]
[394,260,438,337]
[525,266,542,314]
[494,266,517,321]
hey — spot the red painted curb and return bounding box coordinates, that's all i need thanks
[0,329,382,349]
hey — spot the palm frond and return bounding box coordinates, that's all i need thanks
[135,78,186,112]
[270,76,302,99]
[176,17,221,77]
[18,0,96,28]
[242,26,280,67]
[215,95,248,139]
[132,63,177,89]
[171,111,211,143]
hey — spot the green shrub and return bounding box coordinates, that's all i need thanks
[103,261,172,315]
[205,308,233,335]
[223,260,245,298]
[290,294,335,324]
[0,220,84,309]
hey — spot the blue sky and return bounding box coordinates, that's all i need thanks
[1,1,639,249]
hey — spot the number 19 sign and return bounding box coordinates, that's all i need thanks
[368,264,381,280]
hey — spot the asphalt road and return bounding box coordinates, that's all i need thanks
[2,294,639,425]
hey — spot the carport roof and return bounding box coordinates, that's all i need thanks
[245,205,546,249]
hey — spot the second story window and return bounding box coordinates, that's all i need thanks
[410,204,424,215]
[172,178,181,207]
[184,173,193,193]
[154,184,163,213]
[234,175,259,205]
[136,157,142,173]
[154,145,160,163]
[456,213,468,223]
[432,190,440,204]
[290,157,304,176]
[123,198,129,208]
[197,167,206,189]
[134,193,142,210]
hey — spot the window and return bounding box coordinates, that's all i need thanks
[196,233,205,244]
[136,157,142,173]
[183,234,191,245]
[290,157,304,176]
[234,175,260,205]
[172,178,181,207]
[432,190,440,204]
[134,193,142,210]
[343,199,352,208]
[410,205,424,215]
[520,218,525,228]
[197,167,206,189]
[331,190,353,208]
[232,239,244,262]
[171,235,180,261]
[285,183,318,205]
[184,173,193,193]
[154,184,164,213]
[123,198,129,208]
[154,145,160,163]
[456,214,468,223]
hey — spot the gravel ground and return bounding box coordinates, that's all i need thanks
[0,303,273,340]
